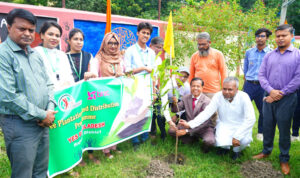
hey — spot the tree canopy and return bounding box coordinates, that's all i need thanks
[4,0,300,34]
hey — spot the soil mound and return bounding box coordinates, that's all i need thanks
[241,160,283,178]
[146,159,174,178]
[165,153,185,165]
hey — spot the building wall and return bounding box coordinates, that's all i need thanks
[0,2,167,55]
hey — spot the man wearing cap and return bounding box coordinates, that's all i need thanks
[169,77,215,153]
[167,66,191,120]
[168,66,191,104]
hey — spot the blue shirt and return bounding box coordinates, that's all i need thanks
[124,43,156,75]
[244,46,272,81]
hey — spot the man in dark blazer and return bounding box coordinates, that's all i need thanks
[168,77,215,152]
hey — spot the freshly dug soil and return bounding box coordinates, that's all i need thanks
[146,159,174,178]
[165,153,185,165]
[241,160,283,178]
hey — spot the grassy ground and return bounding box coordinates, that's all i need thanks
[0,80,299,177]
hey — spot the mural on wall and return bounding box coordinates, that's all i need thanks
[62,21,72,51]
[0,13,56,46]
[74,20,159,56]
[112,27,136,50]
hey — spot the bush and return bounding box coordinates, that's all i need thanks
[172,0,278,74]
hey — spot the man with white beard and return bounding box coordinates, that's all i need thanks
[188,32,227,99]
[177,77,256,160]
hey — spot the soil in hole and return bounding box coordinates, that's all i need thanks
[146,159,174,178]
[165,153,185,165]
[241,160,283,178]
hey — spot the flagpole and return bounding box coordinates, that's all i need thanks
[105,0,111,34]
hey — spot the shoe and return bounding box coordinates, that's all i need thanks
[232,152,242,160]
[88,153,100,164]
[69,170,80,177]
[280,162,290,175]
[151,140,157,146]
[201,144,210,153]
[115,149,122,154]
[216,148,229,155]
[133,143,140,151]
[150,135,157,145]
[105,153,114,159]
[78,160,86,167]
[256,133,263,141]
[252,152,269,159]
[291,136,300,142]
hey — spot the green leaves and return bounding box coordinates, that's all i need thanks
[173,0,279,74]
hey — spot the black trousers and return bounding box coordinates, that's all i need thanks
[150,102,166,139]
[262,92,297,162]
[292,90,300,136]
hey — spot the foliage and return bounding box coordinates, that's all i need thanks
[286,0,300,35]
[240,0,300,35]
[35,0,186,20]
[172,0,278,73]
[5,0,299,35]
[239,0,281,11]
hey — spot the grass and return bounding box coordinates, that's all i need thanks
[0,79,299,177]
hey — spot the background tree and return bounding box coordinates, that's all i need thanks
[172,0,278,73]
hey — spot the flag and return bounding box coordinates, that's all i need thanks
[163,11,175,58]
[105,0,111,34]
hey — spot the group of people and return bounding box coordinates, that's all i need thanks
[0,8,299,178]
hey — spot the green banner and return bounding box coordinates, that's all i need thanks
[48,75,153,177]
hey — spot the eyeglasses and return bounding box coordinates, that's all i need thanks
[256,35,266,38]
[108,42,119,46]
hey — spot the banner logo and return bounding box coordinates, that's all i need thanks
[58,94,82,111]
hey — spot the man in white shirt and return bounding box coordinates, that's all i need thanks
[124,22,156,150]
[124,22,156,75]
[168,67,191,120]
[177,77,256,160]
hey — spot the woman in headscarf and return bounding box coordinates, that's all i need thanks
[90,32,124,78]
[88,32,124,159]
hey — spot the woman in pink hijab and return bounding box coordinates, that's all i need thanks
[90,32,124,77]
[88,32,124,159]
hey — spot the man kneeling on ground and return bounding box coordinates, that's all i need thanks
[169,77,215,153]
[177,77,256,160]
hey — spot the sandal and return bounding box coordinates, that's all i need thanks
[105,153,114,159]
[78,160,86,167]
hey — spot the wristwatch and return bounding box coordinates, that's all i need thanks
[185,129,189,133]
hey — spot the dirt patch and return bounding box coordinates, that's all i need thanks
[165,153,185,165]
[241,160,283,178]
[146,160,174,178]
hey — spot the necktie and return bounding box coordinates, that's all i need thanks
[192,98,197,110]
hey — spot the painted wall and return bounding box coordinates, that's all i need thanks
[74,20,158,56]
[0,2,166,55]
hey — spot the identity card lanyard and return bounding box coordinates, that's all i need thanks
[67,52,82,80]
[135,44,148,66]
[43,47,60,80]
[110,64,117,76]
